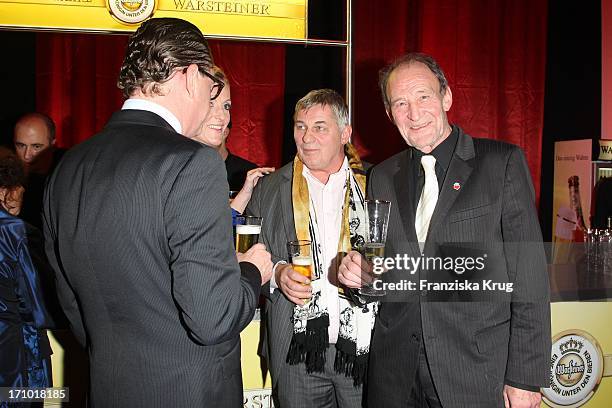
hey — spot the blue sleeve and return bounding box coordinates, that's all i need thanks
[232,208,242,226]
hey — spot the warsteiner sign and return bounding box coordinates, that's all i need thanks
[543,330,612,407]
[0,0,306,39]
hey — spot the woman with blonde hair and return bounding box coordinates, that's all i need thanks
[194,66,274,214]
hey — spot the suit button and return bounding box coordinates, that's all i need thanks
[411,334,420,343]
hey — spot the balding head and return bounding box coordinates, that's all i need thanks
[13,113,56,167]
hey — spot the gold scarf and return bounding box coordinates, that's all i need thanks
[291,142,366,257]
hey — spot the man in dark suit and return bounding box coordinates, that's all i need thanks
[43,18,272,407]
[339,53,550,407]
[248,89,372,407]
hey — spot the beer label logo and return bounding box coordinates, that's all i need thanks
[107,0,156,25]
[542,330,604,407]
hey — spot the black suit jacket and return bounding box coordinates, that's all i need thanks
[43,109,261,407]
[366,128,551,407]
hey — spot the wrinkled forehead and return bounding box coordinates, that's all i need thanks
[14,130,53,146]
[295,104,339,125]
[388,62,442,94]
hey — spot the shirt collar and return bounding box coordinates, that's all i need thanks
[302,156,350,186]
[122,99,182,134]
[411,125,459,173]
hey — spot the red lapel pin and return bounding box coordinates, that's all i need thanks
[453,182,461,191]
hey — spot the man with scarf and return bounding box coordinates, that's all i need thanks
[248,89,375,408]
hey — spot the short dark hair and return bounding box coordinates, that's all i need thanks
[117,18,214,98]
[378,52,449,111]
[14,112,56,142]
[0,148,25,189]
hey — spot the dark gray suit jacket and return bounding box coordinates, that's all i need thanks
[43,110,261,407]
[247,163,297,391]
[366,128,551,407]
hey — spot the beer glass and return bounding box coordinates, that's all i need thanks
[359,200,391,296]
[287,240,318,319]
[235,216,262,252]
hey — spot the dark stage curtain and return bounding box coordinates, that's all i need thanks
[36,0,546,197]
[352,0,548,201]
[35,34,286,168]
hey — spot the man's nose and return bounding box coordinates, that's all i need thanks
[408,104,421,121]
[24,147,34,161]
[302,128,315,143]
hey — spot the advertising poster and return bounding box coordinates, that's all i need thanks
[0,0,307,40]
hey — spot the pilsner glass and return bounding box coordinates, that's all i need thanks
[359,200,391,297]
[287,240,318,319]
[235,216,262,252]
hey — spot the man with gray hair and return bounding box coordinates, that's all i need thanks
[248,89,374,408]
[43,18,272,407]
[339,52,550,408]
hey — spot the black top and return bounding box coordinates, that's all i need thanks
[410,125,459,209]
[225,152,257,191]
[20,148,66,230]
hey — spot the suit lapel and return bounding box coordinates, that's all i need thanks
[427,131,475,241]
[280,169,297,243]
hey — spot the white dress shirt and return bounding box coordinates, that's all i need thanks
[122,98,182,135]
[271,157,350,344]
[305,158,349,344]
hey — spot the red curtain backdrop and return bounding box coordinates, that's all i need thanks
[208,41,285,167]
[35,35,286,167]
[36,1,547,196]
[352,0,548,202]
[36,33,128,149]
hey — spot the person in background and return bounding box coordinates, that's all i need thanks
[43,18,272,407]
[13,113,65,230]
[193,66,274,215]
[0,148,52,406]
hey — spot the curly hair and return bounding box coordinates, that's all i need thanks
[0,148,25,189]
[117,18,214,98]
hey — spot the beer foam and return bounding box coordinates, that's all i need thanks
[292,256,312,266]
[236,224,261,234]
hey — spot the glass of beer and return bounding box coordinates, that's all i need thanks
[359,200,391,297]
[235,216,262,252]
[287,240,318,319]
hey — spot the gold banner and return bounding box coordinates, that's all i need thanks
[0,0,307,39]
[599,140,612,161]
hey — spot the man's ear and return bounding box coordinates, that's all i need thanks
[184,64,200,98]
[341,124,352,145]
[442,86,453,112]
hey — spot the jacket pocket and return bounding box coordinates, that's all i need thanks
[449,203,492,223]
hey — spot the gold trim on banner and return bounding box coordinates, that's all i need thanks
[0,0,307,38]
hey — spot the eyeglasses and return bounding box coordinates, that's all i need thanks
[183,66,225,101]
